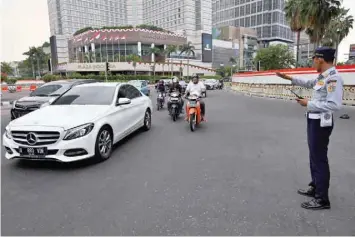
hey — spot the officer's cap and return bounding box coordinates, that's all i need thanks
[312,47,336,60]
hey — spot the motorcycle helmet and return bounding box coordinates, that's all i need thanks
[172,78,178,83]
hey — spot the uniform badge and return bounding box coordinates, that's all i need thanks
[317,80,325,86]
[328,85,335,92]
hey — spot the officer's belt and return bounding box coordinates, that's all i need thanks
[308,113,321,119]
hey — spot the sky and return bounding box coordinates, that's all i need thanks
[0,0,354,63]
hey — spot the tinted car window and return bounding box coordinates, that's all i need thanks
[31,85,65,96]
[53,86,116,105]
[125,85,142,99]
[117,85,127,99]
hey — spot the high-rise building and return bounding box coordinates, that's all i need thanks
[212,0,294,46]
[48,0,213,69]
[47,0,136,67]
[142,0,212,64]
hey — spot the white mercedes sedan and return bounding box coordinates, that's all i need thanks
[3,82,153,162]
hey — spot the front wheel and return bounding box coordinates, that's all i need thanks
[94,126,113,162]
[189,113,196,132]
[172,107,177,121]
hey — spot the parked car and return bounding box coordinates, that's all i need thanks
[204,79,218,90]
[3,82,153,162]
[10,79,98,120]
[128,80,150,96]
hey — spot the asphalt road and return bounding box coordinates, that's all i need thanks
[1,90,355,235]
[1,91,31,103]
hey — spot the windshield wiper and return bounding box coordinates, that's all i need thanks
[32,94,49,97]
[49,94,61,96]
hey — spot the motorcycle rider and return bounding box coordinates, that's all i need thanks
[168,78,184,114]
[219,78,224,89]
[184,75,206,120]
[157,80,166,93]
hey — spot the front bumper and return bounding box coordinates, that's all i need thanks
[3,131,97,162]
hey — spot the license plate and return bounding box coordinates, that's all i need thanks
[19,147,47,158]
[189,101,197,106]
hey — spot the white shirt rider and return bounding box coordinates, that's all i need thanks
[185,81,206,97]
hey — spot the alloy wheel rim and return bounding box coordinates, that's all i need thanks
[145,111,151,129]
[98,130,112,157]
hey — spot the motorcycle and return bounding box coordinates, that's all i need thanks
[186,94,203,132]
[168,91,181,121]
[156,92,165,110]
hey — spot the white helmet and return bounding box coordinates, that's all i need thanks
[172,78,177,83]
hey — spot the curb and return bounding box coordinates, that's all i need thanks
[229,90,355,107]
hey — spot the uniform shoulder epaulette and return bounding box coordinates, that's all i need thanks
[329,70,336,76]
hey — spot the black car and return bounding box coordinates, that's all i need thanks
[11,79,99,120]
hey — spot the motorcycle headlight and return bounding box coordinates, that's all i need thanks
[5,127,12,139]
[63,123,94,141]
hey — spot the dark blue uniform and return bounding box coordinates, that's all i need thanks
[291,47,343,209]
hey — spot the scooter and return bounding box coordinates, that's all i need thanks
[156,92,165,110]
[168,91,181,121]
[186,94,203,132]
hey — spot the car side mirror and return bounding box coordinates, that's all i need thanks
[116,97,131,106]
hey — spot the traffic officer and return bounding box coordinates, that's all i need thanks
[276,47,343,210]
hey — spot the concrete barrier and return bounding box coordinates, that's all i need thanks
[231,65,355,106]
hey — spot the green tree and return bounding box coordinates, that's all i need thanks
[302,0,342,46]
[179,42,195,78]
[126,54,142,75]
[321,8,353,63]
[148,47,162,79]
[1,62,13,75]
[285,0,307,68]
[23,46,49,77]
[254,45,296,70]
[164,45,177,77]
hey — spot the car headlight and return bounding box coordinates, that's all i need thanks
[5,127,12,139]
[63,123,94,141]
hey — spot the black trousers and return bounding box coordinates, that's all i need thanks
[199,100,205,115]
[307,117,333,201]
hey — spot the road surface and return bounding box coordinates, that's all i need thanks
[1,90,355,235]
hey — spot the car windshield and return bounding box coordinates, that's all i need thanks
[31,84,71,97]
[205,79,215,83]
[52,86,116,105]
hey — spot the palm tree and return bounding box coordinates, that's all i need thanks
[126,54,141,75]
[321,8,354,63]
[285,0,307,68]
[179,42,195,79]
[164,45,177,77]
[302,0,342,46]
[148,47,162,80]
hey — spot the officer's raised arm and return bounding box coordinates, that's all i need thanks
[276,72,317,88]
[307,74,344,112]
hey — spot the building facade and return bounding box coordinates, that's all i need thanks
[47,0,213,70]
[213,26,258,69]
[47,0,133,67]
[212,0,294,46]
[142,0,213,64]
[68,28,187,63]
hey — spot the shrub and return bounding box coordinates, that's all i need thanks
[42,74,61,82]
